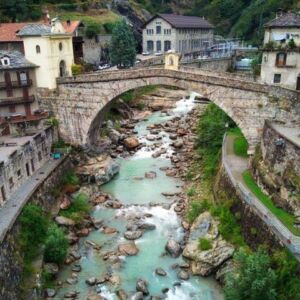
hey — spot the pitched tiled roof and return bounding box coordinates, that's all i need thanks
[0,51,37,70]
[62,20,83,34]
[145,14,214,29]
[264,12,300,28]
[0,23,29,42]
[17,24,52,36]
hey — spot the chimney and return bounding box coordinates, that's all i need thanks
[276,8,284,18]
[42,9,50,24]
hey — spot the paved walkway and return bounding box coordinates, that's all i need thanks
[0,156,65,243]
[223,135,300,260]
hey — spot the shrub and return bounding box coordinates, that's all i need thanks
[224,248,277,300]
[85,23,101,39]
[62,170,80,186]
[233,136,248,157]
[198,238,212,251]
[44,224,68,264]
[60,193,90,223]
[71,64,84,76]
[187,186,196,197]
[287,38,296,49]
[187,199,210,223]
[19,204,49,259]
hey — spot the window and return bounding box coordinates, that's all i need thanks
[38,151,42,161]
[147,40,154,52]
[164,29,171,35]
[164,40,171,52]
[276,52,286,67]
[146,29,154,35]
[274,73,281,83]
[0,186,6,203]
[17,169,22,179]
[36,45,41,54]
[1,57,10,66]
[19,71,28,86]
[156,26,161,34]
[9,177,14,189]
[59,42,63,51]
[156,40,161,52]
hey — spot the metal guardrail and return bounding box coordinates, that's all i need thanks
[222,134,300,255]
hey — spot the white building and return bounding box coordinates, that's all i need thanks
[261,12,300,90]
[17,18,74,90]
[142,14,213,55]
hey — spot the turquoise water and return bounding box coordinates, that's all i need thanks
[54,93,224,300]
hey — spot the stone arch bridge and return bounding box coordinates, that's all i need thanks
[40,67,300,152]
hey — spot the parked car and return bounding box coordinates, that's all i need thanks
[142,51,150,56]
[154,52,162,56]
[98,64,111,70]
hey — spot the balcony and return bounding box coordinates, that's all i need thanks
[0,80,33,90]
[0,95,35,106]
[8,111,49,124]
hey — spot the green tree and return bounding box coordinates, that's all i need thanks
[224,248,277,300]
[44,224,68,264]
[109,19,137,68]
[20,204,49,258]
[85,23,101,39]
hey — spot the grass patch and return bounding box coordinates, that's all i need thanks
[187,200,210,223]
[187,186,196,197]
[233,136,248,157]
[243,170,300,236]
[211,201,246,247]
[60,193,90,223]
[198,238,212,251]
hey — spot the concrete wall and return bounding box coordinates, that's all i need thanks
[0,156,72,300]
[252,121,300,215]
[23,35,74,89]
[182,57,232,72]
[0,127,54,204]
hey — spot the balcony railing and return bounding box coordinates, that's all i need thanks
[0,95,35,106]
[0,80,33,89]
[8,111,48,123]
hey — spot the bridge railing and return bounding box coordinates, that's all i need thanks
[222,134,300,255]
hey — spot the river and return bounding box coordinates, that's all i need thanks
[54,92,224,300]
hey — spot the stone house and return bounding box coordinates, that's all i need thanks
[0,51,47,136]
[142,14,213,55]
[261,11,300,90]
[17,18,74,90]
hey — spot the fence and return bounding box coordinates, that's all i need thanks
[222,134,300,256]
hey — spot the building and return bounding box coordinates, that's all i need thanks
[17,18,74,89]
[261,11,300,90]
[0,51,47,136]
[62,20,84,63]
[142,14,213,55]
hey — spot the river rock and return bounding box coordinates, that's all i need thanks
[103,227,118,234]
[71,264,81,272]
[76,155,120,186]
[173,139,184,148]
[139,223,156,230]
[177,270,190,280]
[155,268,167,276]
[131,292,144,300]
[108,128,122,144]
[124,136,139,149]
[145,171,157,179]
[60,196,71,210]
[44,263,59,276]
[165,239,182,258]
[45,288,56,298]
[109,274,121,286]
[87,293,105,300]
[136,278,149,295]
[64,291,78,298]
[55,216,75,226]
[85,277,97,286]
[118,242,139,256]
[117,289,128,300]
[124,230,143,240]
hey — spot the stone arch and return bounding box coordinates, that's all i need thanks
[86,77,252,149]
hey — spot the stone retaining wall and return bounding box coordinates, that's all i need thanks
[0,156,72,300]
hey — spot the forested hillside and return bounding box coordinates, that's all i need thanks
[1,0,300,44]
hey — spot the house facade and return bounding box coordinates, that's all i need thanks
[261,12,300,90]
[0,51,47,136]
[143,14,213,55]
[17,18,74,89]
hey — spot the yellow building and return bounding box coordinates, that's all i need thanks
[18,18,74,90]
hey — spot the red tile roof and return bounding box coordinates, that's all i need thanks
[0,20,82,42]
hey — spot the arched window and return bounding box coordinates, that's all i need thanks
[59,42,63,51]
[36,45,41,54]
[59,60,66,77]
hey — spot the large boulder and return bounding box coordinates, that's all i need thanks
[182,212,235,276]
[136,278,149,295]
[118,242,139,256]
[76,155,120,186]
[124,230,143,240]
[165,239,181,258]
[123,136,139,149]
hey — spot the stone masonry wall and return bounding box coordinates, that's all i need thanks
[214,165,283,251]
[38,68,300,151]
[0,156,72,300]
[252,121,300,216]
[182,57,232,72]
